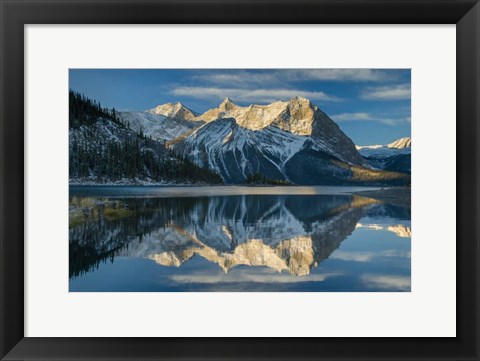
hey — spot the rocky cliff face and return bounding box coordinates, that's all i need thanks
[115,97,409,185]
[388,137,411,149]
[168,97,395,184]
[148,102,199,121]
[169,118,304,183]
[191,97,364,165]
[118,111,203,142]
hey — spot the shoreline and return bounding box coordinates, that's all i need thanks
[69,182,383,190]
[70,180,396,189]
[353,186,411,207]
[69,179,219,187]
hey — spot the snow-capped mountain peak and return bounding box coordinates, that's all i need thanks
[148,102,198,121]
[387,137,411,149]
[356,137,411,174]
[169,97,375,183]
[289,95,311,104]
[196,96,327,136]
[219,97,237,109]
[357,137,411,154]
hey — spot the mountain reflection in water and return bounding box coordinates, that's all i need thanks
[69,192,411,291]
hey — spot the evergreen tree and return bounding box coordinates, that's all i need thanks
[69,90,224,184]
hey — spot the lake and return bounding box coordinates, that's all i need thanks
[69,186,411,292]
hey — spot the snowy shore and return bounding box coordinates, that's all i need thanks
[69,178,217,187]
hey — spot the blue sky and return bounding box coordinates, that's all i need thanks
[69,69,410,145]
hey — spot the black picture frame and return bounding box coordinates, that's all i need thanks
[1,0,479,360]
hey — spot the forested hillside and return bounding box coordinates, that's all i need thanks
[69,91,223,184]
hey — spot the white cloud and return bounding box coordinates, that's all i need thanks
[330,250,411,263]
[171,86,342,103]
[331,112,376,122]
[192,72,276,86]
[379,118,399,126]
[169,271,340,284]
[361,84,411,100]
[194,69,398,86]
[332,112,410,126]
[330,251,375,262]
[292,69,398,82]
[360,274,411,291]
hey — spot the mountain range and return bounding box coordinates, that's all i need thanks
[68,91,410,185]
[116,97,410,185]
[356,137,411,174]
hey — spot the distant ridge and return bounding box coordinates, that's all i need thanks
[357,137,411,174]
[388,137,411,149]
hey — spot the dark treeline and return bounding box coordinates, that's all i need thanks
[69,132,223,182]
[245,172,291,186]
[69,90,223,184]
[69,90,125,129]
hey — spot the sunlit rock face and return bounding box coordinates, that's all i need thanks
[388,137,411,149]
[117,110,203,142]
[114,97,409,185]
[168,97,382,184]
[195,97,318,136]
[171,96,364,171]
[148,102,199,121]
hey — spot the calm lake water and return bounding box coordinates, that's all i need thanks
[69,186,411,292]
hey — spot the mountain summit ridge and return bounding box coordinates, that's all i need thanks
[195,96,319,136]
[106,95,410,185]
[387,137,411,149]
[148,102,199,121]
[357,137,411,174]
[166,97,410,184]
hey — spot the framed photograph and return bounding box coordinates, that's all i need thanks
[1,0,478,360]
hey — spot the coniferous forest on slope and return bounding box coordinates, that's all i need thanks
[69,90,223,184]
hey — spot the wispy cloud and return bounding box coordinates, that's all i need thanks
[293,69,398,82]
[331,112,376,121]
[331,112,409,126]
[361,84,411,100]
[169,271,340,284]
[331,250,411,263]
[171,86,342,103]
[360,274,411,291]
[194,69,399,87]
[192,72,276,87]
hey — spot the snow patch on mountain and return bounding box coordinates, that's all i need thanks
[170,118,314,182]
[169,96,365,174]
[387,137,411,149]
[118,111,203,142]
[148,102,199,121]
[357,137,411,174]
[357,137,411,157]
